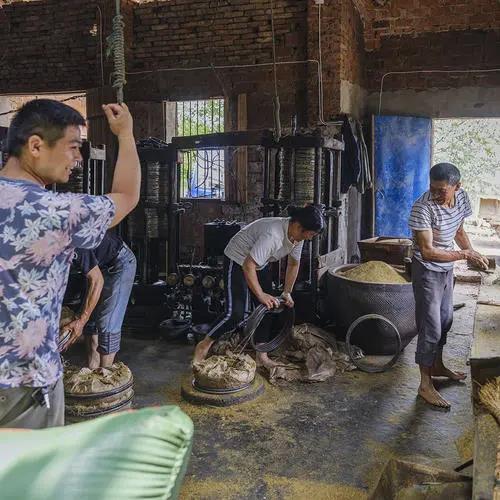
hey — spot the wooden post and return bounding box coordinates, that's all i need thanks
[236,94,248,204]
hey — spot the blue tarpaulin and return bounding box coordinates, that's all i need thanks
[373,115,432,237]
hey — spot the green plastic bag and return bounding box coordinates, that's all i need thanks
[0,406,193,500]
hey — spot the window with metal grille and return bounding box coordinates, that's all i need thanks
[176,99,225,200]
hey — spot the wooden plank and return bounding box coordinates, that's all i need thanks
[171,130,345,150]
[317,248,345,280]
[127,101,165,141]
[276,135,344,150]
[470,282,500,401]
[236,93,248,204]
[472,409,499,500]
[136,147,170,162]
[172,130,272,149]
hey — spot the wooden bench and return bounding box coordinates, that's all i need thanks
[470,278,500,500]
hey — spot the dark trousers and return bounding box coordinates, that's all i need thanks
[208,257,273,343]
[412,259,454,367]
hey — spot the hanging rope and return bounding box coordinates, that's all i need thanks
[269,0,281,142]
[106,0,127,103]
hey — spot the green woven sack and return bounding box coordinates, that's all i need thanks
[0,406,193,500]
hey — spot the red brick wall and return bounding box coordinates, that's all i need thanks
[128,0,310,127]
[0,0,100,93]
[365,29,500,93]
[341,0,365,86]
[306,1,342,121]
[131,0,307,69]
[365,0,500,51]
[0,0,135,94]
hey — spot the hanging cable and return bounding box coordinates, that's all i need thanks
[96,5,105,88]
[106,0,126,103]
[269,0,282,142]
[0,94,86,118]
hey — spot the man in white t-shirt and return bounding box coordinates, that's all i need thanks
[409,163,488,409]
[193,206,325,368]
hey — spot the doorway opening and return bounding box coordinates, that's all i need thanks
[433,118,500,256]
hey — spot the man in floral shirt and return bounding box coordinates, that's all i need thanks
[0,99,140,428]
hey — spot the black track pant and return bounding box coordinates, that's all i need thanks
[208,257,274,343]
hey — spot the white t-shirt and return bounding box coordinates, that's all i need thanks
[408,188,473,272]
[224,217,304,270]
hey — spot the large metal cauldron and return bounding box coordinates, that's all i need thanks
[327,264,417,355]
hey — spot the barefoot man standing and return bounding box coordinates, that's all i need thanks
[409,162,489,409]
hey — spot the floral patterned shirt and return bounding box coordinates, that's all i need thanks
[0,178,115,388]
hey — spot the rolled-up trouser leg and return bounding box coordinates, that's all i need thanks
[97,331,121,354]
[412,259,448,367]
[85,244,137,355]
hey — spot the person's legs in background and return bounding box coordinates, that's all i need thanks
[412,259,450,408]
[91,245,136,368]
[431,268,467,381]
[194,257,247,363]
[84,329,100,369]
[252,266,280,369]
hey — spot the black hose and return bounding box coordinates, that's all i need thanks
[346,314,401,373]
[241,301,295,353]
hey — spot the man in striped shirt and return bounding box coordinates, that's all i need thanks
[409,162,489,409]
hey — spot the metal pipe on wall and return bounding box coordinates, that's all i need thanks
[167,149,178,274]
[310,147,322,298]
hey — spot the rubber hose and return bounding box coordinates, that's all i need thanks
[243,302,295,352]
[345,314,401,373]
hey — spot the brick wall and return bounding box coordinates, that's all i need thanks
[128,0,310,127]
[341,0,365,86]
[365,0,500,51]
[366,29,500,93]
[0,0,98,93]
[0,0,135,94]
[306,1,342,122]
[131,0,307,69]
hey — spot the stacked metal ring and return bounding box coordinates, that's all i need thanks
[293,148,315,206]
[57,166,84,194]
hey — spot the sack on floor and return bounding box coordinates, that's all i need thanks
[268,323,358,384]
[64,362,133,395]
[193,352,256,389]
[0,406,194,500]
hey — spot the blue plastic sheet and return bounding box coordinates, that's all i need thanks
[373,115,432,237]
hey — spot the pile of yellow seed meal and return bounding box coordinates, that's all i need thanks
[340,261,409,284]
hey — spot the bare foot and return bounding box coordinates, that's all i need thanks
[255,352,280,369]
[87,352,100,370]
[193,337,214,364]
[418,385,451,409]
[431,365,467,381]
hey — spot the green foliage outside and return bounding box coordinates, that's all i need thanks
[433,119,500,214]
[176,99,224,198]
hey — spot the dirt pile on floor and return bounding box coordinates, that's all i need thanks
[193,353,256,390]
[341,261,409,284]
[64,362,133,394]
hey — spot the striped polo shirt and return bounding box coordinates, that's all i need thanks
[408,189,473,272]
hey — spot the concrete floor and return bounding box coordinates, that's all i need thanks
[70,282,479,499]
